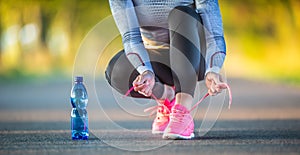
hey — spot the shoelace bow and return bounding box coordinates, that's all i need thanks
[123,83,232,116]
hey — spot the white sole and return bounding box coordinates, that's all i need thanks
[152,130,164,134]
[162,133,194,140]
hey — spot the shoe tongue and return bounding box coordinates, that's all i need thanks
[164,99,175,110]
[172,104,189,113]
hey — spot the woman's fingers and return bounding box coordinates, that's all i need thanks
[133,75,146,91]
[210,83,228,96]
[138,83,152,97]
[133,76,141,89]
[216,83,228,89]
[210,82,216,92]
[133,81,152,96]
[143,85,152,97]
[138,87,151,97]
[134,85,143,91]
[205,72,229,96]
[208,88,218,96]
[215,86,221,93]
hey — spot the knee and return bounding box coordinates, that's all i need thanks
[168,6,187,21]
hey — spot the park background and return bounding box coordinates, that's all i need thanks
[1,0,300,84]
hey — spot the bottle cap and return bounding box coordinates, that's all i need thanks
[74,76,83,82]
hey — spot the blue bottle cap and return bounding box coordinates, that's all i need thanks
[74,76,83,82]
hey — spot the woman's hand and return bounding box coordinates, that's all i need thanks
[205,72,228,96]
[132,70,155,97]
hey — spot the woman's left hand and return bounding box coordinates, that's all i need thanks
[205,72,228,96]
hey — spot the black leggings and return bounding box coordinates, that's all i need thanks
[105,6,206,98]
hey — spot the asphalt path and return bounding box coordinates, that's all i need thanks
[0,78,299,154]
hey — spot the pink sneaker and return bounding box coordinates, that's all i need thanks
[124,86,176,134]
[124,83,233,140]
[162,104,194,139]
[149,99,175,134]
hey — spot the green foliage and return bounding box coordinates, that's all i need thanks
[0,0,300,85]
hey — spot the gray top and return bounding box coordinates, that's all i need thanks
[109,0,226,75]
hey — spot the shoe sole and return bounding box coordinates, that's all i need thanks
[152,130,164,134]
[162,133,194,140]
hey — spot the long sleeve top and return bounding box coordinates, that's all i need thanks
[109,0,226,75]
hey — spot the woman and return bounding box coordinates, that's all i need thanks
[105,0,228,140]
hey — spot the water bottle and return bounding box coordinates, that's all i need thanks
[70,76,89,140]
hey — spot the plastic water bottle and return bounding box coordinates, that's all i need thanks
[70,76,89,140]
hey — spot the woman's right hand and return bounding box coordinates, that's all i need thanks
[133,70,155,97]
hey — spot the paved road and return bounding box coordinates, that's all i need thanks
[0,78,300,154]
[0,120,299,155]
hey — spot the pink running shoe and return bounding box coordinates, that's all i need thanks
[124,83,233,140]
[162,104,194,139]
[146,99,175,134]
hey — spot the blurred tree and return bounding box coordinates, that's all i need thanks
[0,0,110,78]
[0,0,299,84]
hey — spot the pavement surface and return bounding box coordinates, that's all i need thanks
[0,78,300,155]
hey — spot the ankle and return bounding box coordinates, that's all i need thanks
[158,84,175,101]
[175,93,193,110]
[165,85,175,101]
